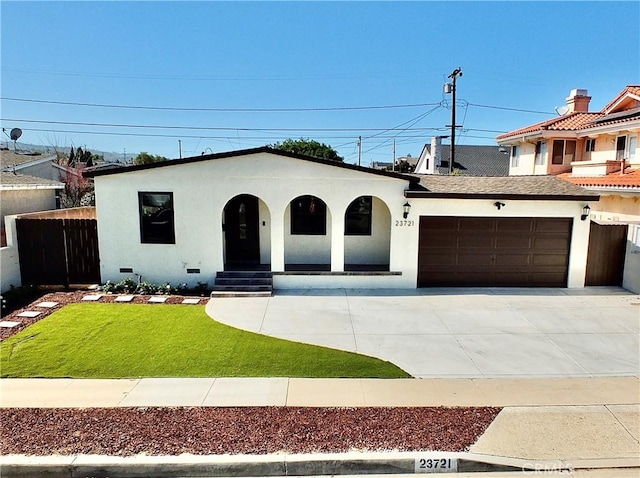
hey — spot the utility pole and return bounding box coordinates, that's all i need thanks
[178,140,182,160]
[445,67,462,174]
[358,136,362,166]
[392,139,396,172]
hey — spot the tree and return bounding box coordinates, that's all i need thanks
[133,152,169,165]
[270,138,343,162]
[60,166,94,207]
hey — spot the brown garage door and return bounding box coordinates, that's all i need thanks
[418,217,572,287]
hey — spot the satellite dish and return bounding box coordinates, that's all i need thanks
[554,105,570,116]
[10,128,22,141]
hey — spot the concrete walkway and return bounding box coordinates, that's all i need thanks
[206,287,640,378]
[1,377,639,474]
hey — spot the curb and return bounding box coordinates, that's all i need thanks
[3,451,638,478]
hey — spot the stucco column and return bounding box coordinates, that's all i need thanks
[331,210,345,272]
[270,205,285,272]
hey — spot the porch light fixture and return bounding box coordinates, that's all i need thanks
[581,204,591,221]
[403,202,411,219]
[494,201,505,210]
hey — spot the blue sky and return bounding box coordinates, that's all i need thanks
[1,1,638,164]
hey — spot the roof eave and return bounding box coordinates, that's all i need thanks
[404,191,599,201]
[85,145,418,185]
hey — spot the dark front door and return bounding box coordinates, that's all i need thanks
[585,222,627,286]
[224,195,260,268]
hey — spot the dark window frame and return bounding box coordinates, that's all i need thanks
[290,195,327,235]
[139,191,175,244]
[551,139,577,165]
[345,196,372,236]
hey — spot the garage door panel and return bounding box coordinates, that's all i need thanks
[535,219,572,232]
[494,254,531,266]
[496,236,532,248]
[458,235,494,248]
[418,216,572,287]
[497,218,533,231]
[532,237,570,250]
[459,218,496,231]
[532,254,568,266]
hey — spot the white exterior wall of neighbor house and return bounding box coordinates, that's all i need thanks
[93,152,415,288]
[1,216,22,292]
[0,188,59,229]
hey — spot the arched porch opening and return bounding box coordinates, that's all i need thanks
[344,195,391,271]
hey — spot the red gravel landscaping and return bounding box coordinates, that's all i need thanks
[0,406,500,456]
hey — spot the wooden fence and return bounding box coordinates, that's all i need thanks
[16,218,100,286]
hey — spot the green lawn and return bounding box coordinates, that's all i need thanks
[0,303,410,378]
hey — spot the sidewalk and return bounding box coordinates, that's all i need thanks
[1,376,638,476]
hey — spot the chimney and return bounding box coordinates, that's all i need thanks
[566,89,591,113]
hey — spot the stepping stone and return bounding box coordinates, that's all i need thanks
[17,311,41,318]
[115,295,135,302]
[35,301,59,308]
[82,294,103,301]
[182,298,200,304]
[0,321,20,328]
[148,296,167,303]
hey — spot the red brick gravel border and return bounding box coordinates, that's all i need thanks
[0,406,501,456]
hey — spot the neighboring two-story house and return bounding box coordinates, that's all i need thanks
[497,86,640,293]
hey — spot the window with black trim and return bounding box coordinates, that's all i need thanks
[345,196,372,235]
[139,192,175,244]
[290,195,326,235]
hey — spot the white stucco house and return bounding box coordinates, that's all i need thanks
[497,85,640,293]
[86,146,598,292]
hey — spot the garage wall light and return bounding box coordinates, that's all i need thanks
[581,204,591,221]
[494,201,506,210]
[403,202,411,219]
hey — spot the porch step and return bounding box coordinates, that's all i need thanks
[210,271,273,298]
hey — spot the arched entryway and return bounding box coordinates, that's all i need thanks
[344,196,391,270]
[223,194,267,270]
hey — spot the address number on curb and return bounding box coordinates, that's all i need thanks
[415,458,458,473]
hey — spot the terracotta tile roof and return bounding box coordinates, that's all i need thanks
[408,174,596,200]
[497,85,640,141]
[558,168,640,189]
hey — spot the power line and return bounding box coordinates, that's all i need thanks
[5,117,494,134]
[467,102,554,115]
[0,96,440,113]
[1,96,554,115]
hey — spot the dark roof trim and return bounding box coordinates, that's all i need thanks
[84,146,418,185]
[405,191,599,201]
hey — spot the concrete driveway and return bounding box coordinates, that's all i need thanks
[206,287,639,378]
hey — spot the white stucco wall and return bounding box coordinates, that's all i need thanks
[93,152,592,289]
[93,152,413,288]
[622,225,640,294]
[0,188,59,229]
[1,216,22,292]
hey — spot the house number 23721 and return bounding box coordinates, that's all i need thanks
[395,220,414,227]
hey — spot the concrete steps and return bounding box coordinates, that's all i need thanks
[210,271,273,297]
